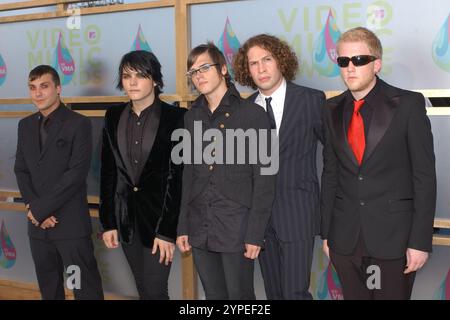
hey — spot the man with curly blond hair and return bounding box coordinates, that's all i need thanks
[233,34,325,300]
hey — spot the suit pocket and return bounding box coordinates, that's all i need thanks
[389,199,413,213]
[334,195,344,210]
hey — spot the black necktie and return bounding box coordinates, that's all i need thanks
[265,97,276,129]
[39,116,49,150]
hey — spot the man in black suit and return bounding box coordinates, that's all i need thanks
[99,51,185,299]
[233,34,325,300]
[321,27,436,299]
[14,65,103,300]
[176,43,276,299]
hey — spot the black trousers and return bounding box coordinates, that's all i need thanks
[121,229,171,300]
[192,247,255,300]
[329,233,416,300]
[29,236,104,300]
[259,225,315,300]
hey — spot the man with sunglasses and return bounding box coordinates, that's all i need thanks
[176,42,276,299]
[321,27,436,299]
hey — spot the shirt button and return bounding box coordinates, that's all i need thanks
[225,113,230,118]
[137,122,141,126]
[135,141,139,145]
[134,159,139,164]
[219,124,225,129]
[360,201,365,206]
[358,174,363,181]
[133,187,139,192]
[209,165,214,171]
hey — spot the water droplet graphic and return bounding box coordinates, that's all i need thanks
[313,9,341,78]
[433,269,450,300]
[131,25,152,52]
[432,14,450,72]
[0,53,6,86]
[217,17,241,78]
[52,32,75,85]
[0,220,16,269]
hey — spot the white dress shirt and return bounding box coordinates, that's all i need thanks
[254,78,287,136]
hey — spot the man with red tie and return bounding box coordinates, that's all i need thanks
[320,27,436,299]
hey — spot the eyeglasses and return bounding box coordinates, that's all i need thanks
[336,55,377,68]
[186,63,219,78]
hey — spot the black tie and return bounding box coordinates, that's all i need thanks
[39,116,49,150]
[265,97,276,129]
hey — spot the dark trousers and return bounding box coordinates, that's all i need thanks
[329,233,416,300]
[192,247,256,300]
[29,236,104,300]
[121,231,171,300]
[259,225,315,300]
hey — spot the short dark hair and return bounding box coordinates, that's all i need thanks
[28,65,61,86]
[187,42,231,86]
[117,50,164,95]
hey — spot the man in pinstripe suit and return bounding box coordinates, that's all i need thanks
[233,34,325,299]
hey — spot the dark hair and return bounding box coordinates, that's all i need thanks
[187,42,231,86]
[233,34,298,89]
[117,50,164,95]
[28,65,61,86]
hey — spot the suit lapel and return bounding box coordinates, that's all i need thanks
[331,95,358,166]
[278,83,295,153]
[362,93,398,164]
[117,104,136,185]
[136,100,161,181]
[30,114,41,161]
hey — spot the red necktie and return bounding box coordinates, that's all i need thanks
[347,99,365,165]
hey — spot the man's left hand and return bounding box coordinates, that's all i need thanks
[152,237,175,266]
[244,244,261,260]
[27,209,40,227]
[404,248,429,274]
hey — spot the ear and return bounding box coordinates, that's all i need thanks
[374,59,382,74]
[56,85,62,96]
[221,64,228,77]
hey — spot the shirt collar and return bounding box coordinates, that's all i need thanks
[39,102,64,121]
[193,83,240,114]
[256,77,287,105]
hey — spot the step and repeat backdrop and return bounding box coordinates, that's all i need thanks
[0,0,449,299]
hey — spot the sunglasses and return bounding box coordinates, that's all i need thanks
[186,63,219,78]
[336,55,377,68]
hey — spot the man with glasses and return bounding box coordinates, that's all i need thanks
[233,34,325,300]
[176,42,276,299]
[320,27,436,299]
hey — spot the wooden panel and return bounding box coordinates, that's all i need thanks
[433,235,450,246]
[0,0,175,23]
[434,219,450,229]
[0,1,79,12]
[0,278,129,300]
[181,252,198,299]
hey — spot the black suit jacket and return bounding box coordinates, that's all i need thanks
[14,104,93,240]
[99,100,185,247]
[249,81,325,241]
[177,85,276,248]
[321,79,436,259]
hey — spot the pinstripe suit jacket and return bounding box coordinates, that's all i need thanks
[249,81,325,241]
